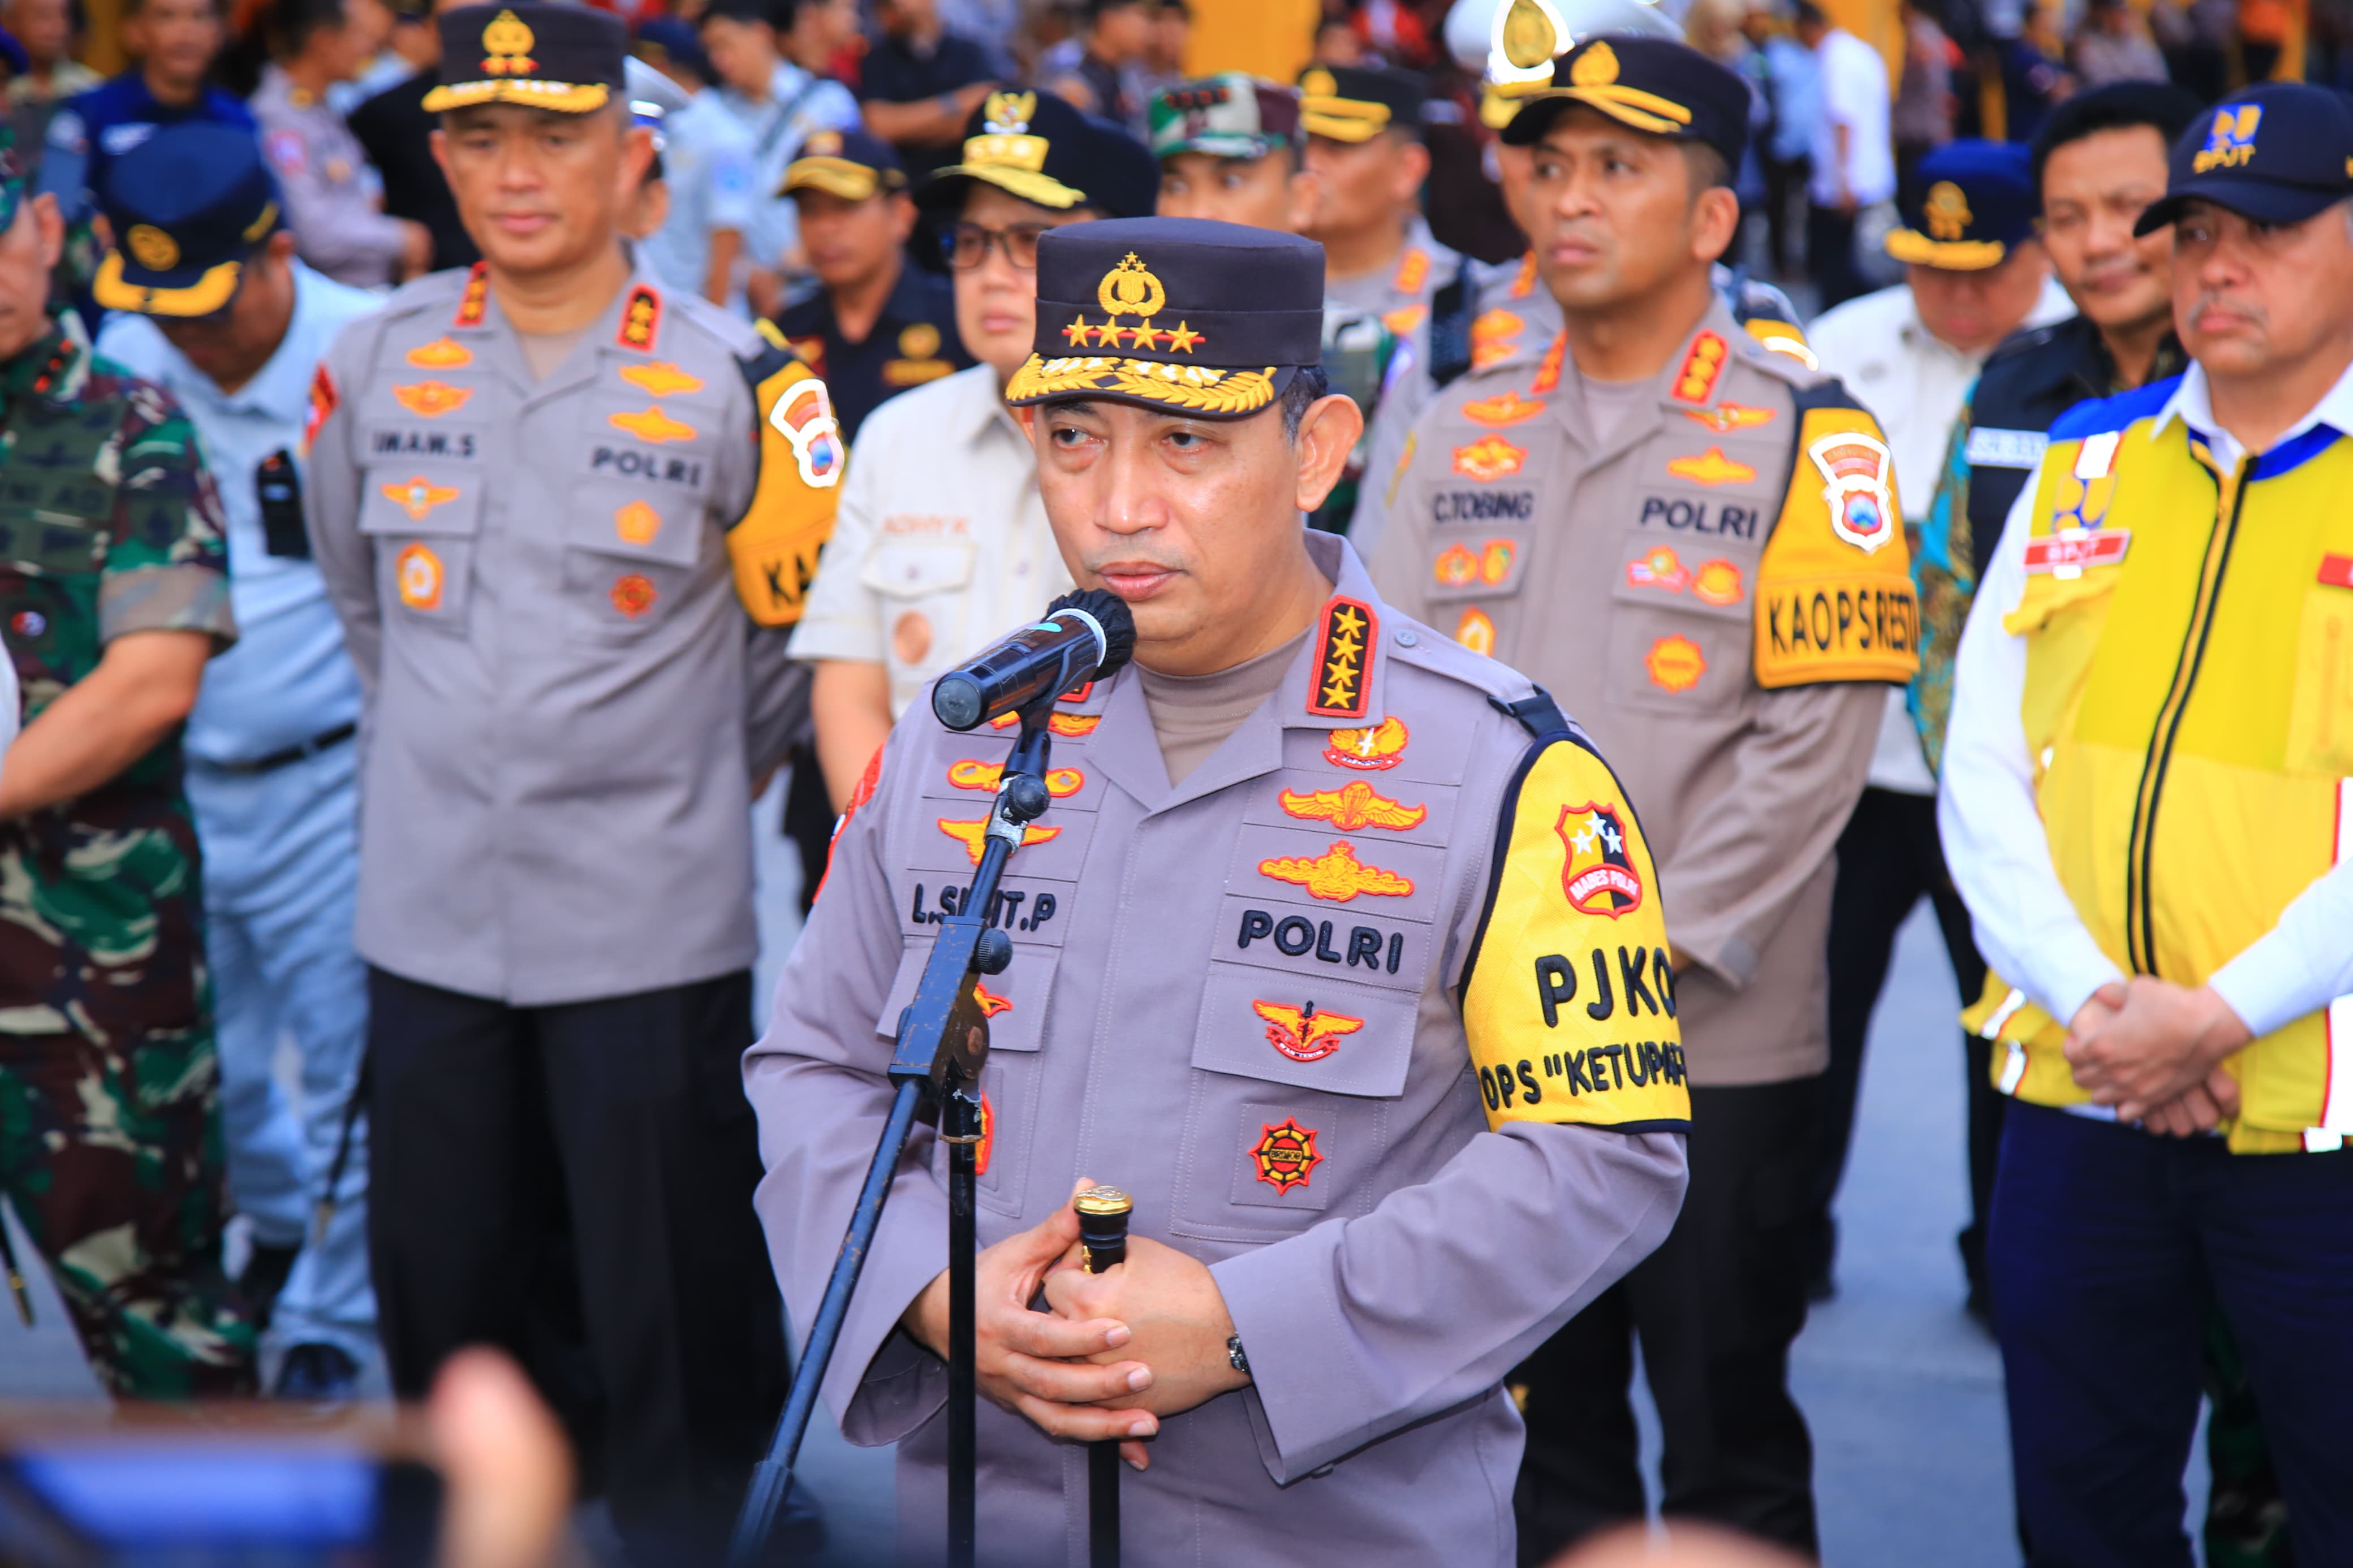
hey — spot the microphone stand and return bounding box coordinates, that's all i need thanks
[729,712,1060,1568]
[1074,1187,1133,1568]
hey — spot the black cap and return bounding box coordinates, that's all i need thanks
[1004,217,1324,420]
[1296,64,1425,142]
[94,124,285,317]
[783,128,907,201]
[915,90,1157,219]
[1495,34,1750,175]
[425,3,628,115]
[1886,139,2036,269]
[2135,83,2353,235]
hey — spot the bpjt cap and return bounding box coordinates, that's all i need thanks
[1493,31,1750,176]
[94,124,285,317]
[1149,74,1304,161]
[1885,140,2036,269]
[1004,217,1324,420]
[425,3,628,115]
[2135,81,2353,235]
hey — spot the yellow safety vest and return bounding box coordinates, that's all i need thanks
[1962,378,2353,1154]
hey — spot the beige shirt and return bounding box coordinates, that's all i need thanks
[1138,629,1308,787]
[1371,303,1907,1085]
[788,362,1072,716]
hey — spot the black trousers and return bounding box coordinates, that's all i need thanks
[367,966,786,1558]
[1514,1077,1824,1561]
[1805,202,1868,312]
[1813,787,1998,1300]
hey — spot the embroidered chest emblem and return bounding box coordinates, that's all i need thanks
[1277,780,1426,832]
[1251,1118,1324,1191]
[1258,840,1414,902]
[1253,1001,1364,1062]
[1324,716,1408,771]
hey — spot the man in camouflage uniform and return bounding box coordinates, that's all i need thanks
[0,123,251,1397]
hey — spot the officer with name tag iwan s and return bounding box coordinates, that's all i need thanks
[747,216,1691,1566]
[302,2,841,1551]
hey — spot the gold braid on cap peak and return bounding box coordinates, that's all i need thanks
[1006,355,1279,414]
[422,77,611,113]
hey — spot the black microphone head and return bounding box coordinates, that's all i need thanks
[932,673,987,731]
[1048,589,1138,680]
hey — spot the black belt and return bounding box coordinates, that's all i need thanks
[194,721,357,777]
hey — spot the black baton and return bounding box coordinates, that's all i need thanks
[1076,1186,1132,1568]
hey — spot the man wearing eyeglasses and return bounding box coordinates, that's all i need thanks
[90,123,382,1402]
[791,88,1155,807]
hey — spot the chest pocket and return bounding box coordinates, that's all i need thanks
[0,418,115,575]
[874,938,1063,1219]
[1606,434,1777,716]
[1167,814,1449,1243]
[571,377,724,645]
[862,537,976,685]
[2287,568,2353,776]
[357,463,481,635]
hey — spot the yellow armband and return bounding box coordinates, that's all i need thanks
[731,323,843,627]
[1753,398,1921,688]
[1459,736,1689,1133]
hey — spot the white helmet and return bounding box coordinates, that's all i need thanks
[1445,0,1684,77]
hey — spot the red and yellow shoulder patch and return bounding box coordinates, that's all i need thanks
[452,262,489,328]
[617,283,662,352]
[302,362,337,455]
[1670,331,1728,403]
[1531,331,1567,395]
[1306,597,1376,720]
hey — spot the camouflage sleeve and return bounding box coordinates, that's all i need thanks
[96,375,236,650]
[1910,399,1977,777]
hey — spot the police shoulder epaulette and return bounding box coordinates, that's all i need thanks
[2048,373,2182,444]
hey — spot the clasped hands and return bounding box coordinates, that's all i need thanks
[900,1178,1251,1471]
[2065,977,2254,1135]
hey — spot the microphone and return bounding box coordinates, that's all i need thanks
[931,589,1139,732]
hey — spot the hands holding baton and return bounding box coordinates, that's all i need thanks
[900,1177,1253,1471]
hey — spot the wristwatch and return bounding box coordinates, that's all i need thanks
[1226,1333,1251,1377]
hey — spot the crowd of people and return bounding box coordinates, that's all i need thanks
[0,0,2346,1561]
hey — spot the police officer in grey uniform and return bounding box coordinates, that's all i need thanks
[748,216,1691,1566]
[250,0,430,289]
[303,3,842,1550]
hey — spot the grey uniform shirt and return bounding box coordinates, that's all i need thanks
[305,260,808,1005]
[1370,303,1916,1085]
[748,534,1689,1567]
[253,65,410,290]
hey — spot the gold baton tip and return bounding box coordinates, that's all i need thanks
[1074,1185,1132,1216]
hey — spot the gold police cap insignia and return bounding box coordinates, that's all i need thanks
[1096,253,1167,319]
[1572,39,1619,85]
[481,8,536,74]
[982,89,1036,135]
[1924,180,1972,240]
[1300,68,1335,97]
[126,224,180,271]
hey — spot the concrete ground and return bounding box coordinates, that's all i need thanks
[0,780,2213,1565]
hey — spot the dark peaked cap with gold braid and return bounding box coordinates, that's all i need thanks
[425,3,627,115]
[1005,217,1325,420]
[1494,29,1749,175]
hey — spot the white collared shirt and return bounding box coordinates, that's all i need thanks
[1940,353,2353,1039]
[1811,273,2076,794]
[94,262,378,764]
[788,363,1074,717]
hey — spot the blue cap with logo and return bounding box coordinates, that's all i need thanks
[93,123,285,317]
[2134,81,2353,235]
[1886,139,2036,270]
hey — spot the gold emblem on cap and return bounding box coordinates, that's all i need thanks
[982,90,1036,134]
[1572,40,1620,86]
[1924,181,1972,241]
[481,8,536,76]
[1499,0,1559,68]
[1301,67,1335,97]
[805,130,842,156]
[125,224,179,271]
[1097,253,1167,319]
